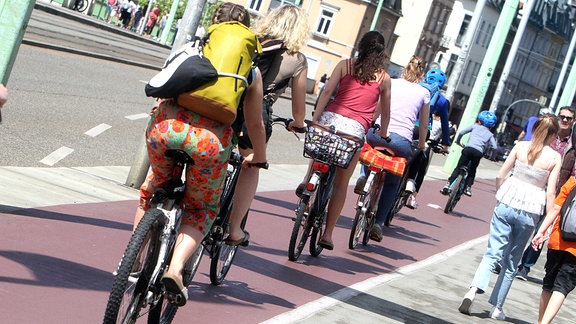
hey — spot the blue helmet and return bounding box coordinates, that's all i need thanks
[425,68,447,87]
[478,110,497,128]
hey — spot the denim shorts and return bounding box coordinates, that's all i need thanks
[543,249,576,296]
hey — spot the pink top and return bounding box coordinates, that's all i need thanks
[383,78,430,140]
[325,60,383,131]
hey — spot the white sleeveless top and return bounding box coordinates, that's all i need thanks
[495,160,550,214]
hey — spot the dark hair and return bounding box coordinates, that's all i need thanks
[212,2,250,27]
[354,31,386,84]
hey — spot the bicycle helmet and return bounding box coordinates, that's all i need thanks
[478,110,497,128]
[425,68,447,87]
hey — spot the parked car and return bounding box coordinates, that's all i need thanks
[485,146,511,162]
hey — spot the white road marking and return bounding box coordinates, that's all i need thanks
[39,146,74,166]
[427,203,441,209]
[125,113,150,120]
[84,123,111,137]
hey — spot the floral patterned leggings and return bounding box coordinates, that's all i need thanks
[139,100,233,235]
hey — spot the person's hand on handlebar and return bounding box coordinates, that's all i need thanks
[288,120,307,133]
[242,153,269,170]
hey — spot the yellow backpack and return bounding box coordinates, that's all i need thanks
[177,21,262,125]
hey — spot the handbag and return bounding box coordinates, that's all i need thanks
[145,44,218,99]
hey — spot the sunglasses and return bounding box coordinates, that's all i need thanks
[559,115,574,121]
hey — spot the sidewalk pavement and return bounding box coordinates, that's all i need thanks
[17,3,575,323]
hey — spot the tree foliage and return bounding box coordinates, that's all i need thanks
[136,0,223,29]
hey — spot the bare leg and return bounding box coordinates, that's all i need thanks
[132,205,145,232]
[540,290,566,324]
[228,148,260,241]
[539,289,552,323]
[164,224,204,279]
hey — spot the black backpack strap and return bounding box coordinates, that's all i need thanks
[560,185,576,216]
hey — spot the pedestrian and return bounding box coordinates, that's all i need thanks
[131,5,143,32]
[157,12,169,38]
[458,113,561,320]
[144,6,160,37]
[317,73,327,96]
[131,2,267,305]
[531,174,576,324]
[225,4,310,245]
[442,111,498,197]
[354,55,429,243]
[516,106,576,280]
[517,108,554,142]
[0,83,8,108]
[295,30,392,250]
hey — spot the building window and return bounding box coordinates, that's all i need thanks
[247,0,262,11]
[456,14,472,46]
[315,7,336,36]
[269,0,300,9]
[482,24,493,47]
[475,21,485,44]
[469,62,480,87]
[446,54,458,78]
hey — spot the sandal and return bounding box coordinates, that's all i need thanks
[224,230,250,246]
[295,183,306,198]
[161,273,188,306]
[318,239,334,250]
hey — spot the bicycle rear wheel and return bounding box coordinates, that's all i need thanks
[444,174,463,214]
[310,184,332,256]
[149,244,204,324]
[103,209,165,324]
[385,173,409,227]
[288,191,316,261]
[210,213,247,285]
[349,193,371,250]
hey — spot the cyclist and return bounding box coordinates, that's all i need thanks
[442,111,497,197]
[357,55,430,243]
[405,68,452,209]
[297,30,391,250]
[132,3,267,306]
[225,5,309,245]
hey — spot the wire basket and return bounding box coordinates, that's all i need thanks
[303,124,362,168]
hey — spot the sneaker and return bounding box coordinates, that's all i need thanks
[405,179,416,193]
[441,182,451,195]
[406,194,418,209]
[515,265,529,281]
[492,262,502,274]
[489,306,506,320]
[464,186,472,197]
[354,176,367,194]
[369,223,383,242]
[458,289,476,315]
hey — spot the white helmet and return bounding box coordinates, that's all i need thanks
[539,108,553,115]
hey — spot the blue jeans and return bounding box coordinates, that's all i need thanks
[362,130,412,225]
[470,202,539,308]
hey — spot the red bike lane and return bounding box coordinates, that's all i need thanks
[0,178,496,323]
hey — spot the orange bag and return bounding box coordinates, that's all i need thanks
[359,143,407,176]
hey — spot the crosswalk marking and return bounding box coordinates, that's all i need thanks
[84,123,111,137]
[125,113,150,120]
[39,146,74,166]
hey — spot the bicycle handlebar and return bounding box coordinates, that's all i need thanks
[271,116,307,133]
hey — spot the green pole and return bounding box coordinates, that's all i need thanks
[370,0,384,31]
[0,0,35,84]
[160,0,180,45]
[557,53,576,108]
[443,0,520,173]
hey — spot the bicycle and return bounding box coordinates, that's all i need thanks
[72,0,89,13]
[288,120,363,261]
[349,143,406,249]
[443,158,472,214]
[103,150,200,324]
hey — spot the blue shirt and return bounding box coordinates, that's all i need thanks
[522,116,538,141]
[430,94,451,145]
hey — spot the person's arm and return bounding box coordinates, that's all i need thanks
[417,103,430,150]
[495,141,519,190]
[545,153,561,213]
[0,83,7,108]
[288,67,307,130]
[377,73,391,138]
[242,69,267,164]
[455,125,472,146]
[439,101,451,147]
[517,130,526,142]
[313,60,344,123]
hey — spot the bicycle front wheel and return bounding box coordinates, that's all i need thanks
[444,174,463,214]
[210,213,247,285]
[103,209,165,324]
[288,192,315,261]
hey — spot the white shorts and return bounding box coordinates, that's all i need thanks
[318,111,365,139]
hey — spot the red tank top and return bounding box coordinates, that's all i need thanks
[325,59,383,131]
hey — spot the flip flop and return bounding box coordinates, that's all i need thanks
[224,230,250,246]
[161,273,188,306]
[318,239,334,250]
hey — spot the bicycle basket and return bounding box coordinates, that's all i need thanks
[303,125,362,168]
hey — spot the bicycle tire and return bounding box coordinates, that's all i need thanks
[310,182,333,257]
[349,193,370,250]
[149,244,204,324]
[444,174,463,214]
[209,212,247,285]
[385,173,409,227]
[103,209,165,324]
[288,192,315,261]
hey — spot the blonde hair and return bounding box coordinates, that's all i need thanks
[253,5,310,54]
[528,114,559,164]
[401,55,426,83]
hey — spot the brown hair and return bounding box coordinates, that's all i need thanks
[528,114,559,164]
[402,55,426,83]
[212,2,250,27]
[353,31,387,84]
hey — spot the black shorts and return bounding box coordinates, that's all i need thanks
[232,98,274,150]
[543,249,576,296]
